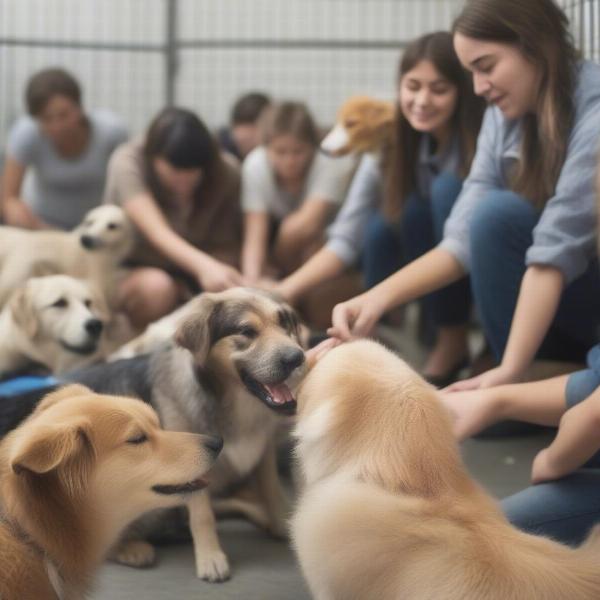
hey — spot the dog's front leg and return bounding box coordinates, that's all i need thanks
[256,439,291,539]
[188,490,230,582]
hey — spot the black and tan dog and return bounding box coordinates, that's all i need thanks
[0,288,305,582]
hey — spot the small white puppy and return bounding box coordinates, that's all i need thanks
[0,275,110,378]
[0,204,135,307]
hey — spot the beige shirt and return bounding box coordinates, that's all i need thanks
[104,139,242,270]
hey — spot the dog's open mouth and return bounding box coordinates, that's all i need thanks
[152,476,208,496]
[241,371,297,415]
[60,340,99,355]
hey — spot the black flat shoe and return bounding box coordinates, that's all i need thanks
[423,357,469,389]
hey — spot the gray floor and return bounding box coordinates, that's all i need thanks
[91,315,556,599]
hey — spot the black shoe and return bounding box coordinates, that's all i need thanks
[423,357,469,389]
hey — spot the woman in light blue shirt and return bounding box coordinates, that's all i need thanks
[331,0,600,392]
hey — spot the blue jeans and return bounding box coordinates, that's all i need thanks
[469,190,600,363]
[362,172,471,328]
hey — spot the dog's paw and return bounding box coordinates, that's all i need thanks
[111,540,156,568]
[195,550,230,582]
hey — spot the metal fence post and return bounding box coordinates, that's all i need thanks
[165,0,178,106]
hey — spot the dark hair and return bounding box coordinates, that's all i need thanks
[453,0,578,208]
[383,32,485,221]
[231,92,271,125]
[143,107,223,207]
[260,101,320,148]
[25,68,82,116]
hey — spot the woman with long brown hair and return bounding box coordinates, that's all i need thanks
[332,0,600,391]
[104,107,243,328]
[277,31,484,384]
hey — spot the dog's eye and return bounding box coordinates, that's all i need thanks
[52,298,68,308]
[344,119,358,129]
[84,299,92,308]
[239,326,258,339]
[127,433,148,445]
[107,222,119,230]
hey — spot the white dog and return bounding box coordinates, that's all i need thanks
[0,275,111,378]
[0,204,134,308]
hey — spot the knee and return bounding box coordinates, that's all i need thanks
[120,268,179,327]
[469,191,536,249]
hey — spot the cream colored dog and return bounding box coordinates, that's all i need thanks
[321,95,395,156]
[292,340,600,600]
[0,384,221,600]
[0,275,111,378]
[0,204,134,308]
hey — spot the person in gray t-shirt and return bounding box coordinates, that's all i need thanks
[331,0,600,391]
[1,68,128,230]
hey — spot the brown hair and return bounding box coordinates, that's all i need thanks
[143,107,226,210]
[383,32,485,221]
[231,92,271,125]
[260,101,320,148]
[25,68,82,116]
[453,0,579,209]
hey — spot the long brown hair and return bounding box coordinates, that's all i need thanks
[143,107,226,211]
[453,0,579,208]
[383,32,485,221]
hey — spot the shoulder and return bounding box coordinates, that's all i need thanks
[242,146,271,178]
[89,109,128,141]
[573,61,600,118]
[8,115,41,145]
[108,138,143,173]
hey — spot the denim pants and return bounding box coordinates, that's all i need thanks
[362,172,471,328]
[469,190,600,363]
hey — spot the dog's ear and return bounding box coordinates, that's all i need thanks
[9,285,39,339]
[34,384,93,415]
[174,295,222,365]
[10,416,95,496]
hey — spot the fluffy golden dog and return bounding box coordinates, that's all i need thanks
[292,340,600,600]
[0,384,221,600]
[321,95,395,156]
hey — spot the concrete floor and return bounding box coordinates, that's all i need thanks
[91,315,556,599]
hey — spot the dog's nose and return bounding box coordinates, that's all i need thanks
[80,235,95,249]
[85,318,104,338]
[279,347,305,372]
[203,435,223,457]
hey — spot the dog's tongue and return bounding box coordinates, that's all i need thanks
[264,383,294,404]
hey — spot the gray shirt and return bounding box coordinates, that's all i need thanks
[327,133,461,266]
[441,61,600,285]
[8,110,128,229]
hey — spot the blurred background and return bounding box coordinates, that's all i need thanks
[1,0,598,149]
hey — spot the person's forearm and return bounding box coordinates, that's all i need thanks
[493,374,569,426]
[545,386,600,475]
[501,266,564,377]
[279,248,346,302]
[365,247,465,314]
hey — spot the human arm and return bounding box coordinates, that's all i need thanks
[0,156,47,228]
[241,211,271,283]
[124,193,243,291]
[440,374,569,441]
[272,197,335,266]
[328,247,465,340]
[532,385,600,484]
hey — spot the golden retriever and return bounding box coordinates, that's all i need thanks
[0,275,113,378]
[291,340,600,600]
[0,384,221,600]
[321,96,395,156]
[0,204,134,308]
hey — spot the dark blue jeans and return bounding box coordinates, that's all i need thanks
[362,172,471,329]
[469,190,600,363]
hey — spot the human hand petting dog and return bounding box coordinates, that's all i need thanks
[305,337,342,368]
[328,292,386,341]
[195,256,246,292]
[444,364,521,392]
